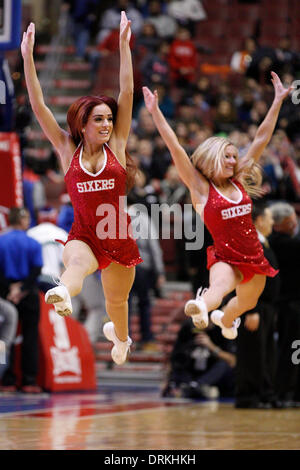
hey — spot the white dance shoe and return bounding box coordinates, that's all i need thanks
[103,321,132,365]
[184,287,209,329]
[45,284,72,316]
[210,310,240,340]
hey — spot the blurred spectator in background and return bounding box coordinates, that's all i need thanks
[140,42,170,89]
[88,26,135,85]
[14,100,32,169]
[128,169,160,215]
[275,36,300,76]
[167,0,206,37]
[213,99,238,134]
[176,98,198,125]
[0,299,18,381]
[184,207,212,295]
[269,202,300,407]
[62,0,99,60]
[137,138,155,180]
[190,92,212,127]
[22,167,47,228]
[168,26,198,88]
[154,83,175,120]
[27,218,68,292]
[146,0,178,40]
[0,208,43,393]
[250,99,268,126]
[128,202,166,351]
[230,37,257,75]
[236,87,256,127]
[135,22,160,57]
[191,75,215,106]
[97,0,143,43]
[159,165,187,206]
[174,122,189,149]
[57,194,74,233]
[163,318,236,399]
[277,73,298,132]
[135,106,158,139]
[246,43,277,85]
[159,165,188,281]
[235,201,280,409]
[151,134,172,180]
[258,146,284,200]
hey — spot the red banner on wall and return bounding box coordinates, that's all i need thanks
[37,297,97,392]
[0,132,23,231]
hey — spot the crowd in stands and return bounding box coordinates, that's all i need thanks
[1,0,300,404]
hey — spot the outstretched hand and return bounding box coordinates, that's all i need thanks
[271,71,292,102]
[142,86,159,114]
[119,10,131,43]
[21,22,35,59]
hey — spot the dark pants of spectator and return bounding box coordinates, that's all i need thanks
[235,302,277,406]
[170,360,235,398]
[129,266,154,344]
[1,290,40,387]
[275,300,300,402]
[37,274,56,293]
[0,298,18,380]
[196,360,231,387]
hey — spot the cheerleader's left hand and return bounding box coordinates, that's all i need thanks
[271,71,293,102]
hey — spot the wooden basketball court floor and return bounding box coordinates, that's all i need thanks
[0,385,299,451]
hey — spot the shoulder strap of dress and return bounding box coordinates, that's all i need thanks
[231,178,244,191]
[73,141,83,158]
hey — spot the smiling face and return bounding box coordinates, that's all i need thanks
[84,103,114,144]
[221,144,238,179]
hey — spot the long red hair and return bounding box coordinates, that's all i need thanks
[67,95,137,191]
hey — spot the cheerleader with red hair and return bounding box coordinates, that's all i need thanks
[21,12,142,365]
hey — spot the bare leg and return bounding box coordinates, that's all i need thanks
[202,262,242,312]
[61,240,99,297]
[222,274,266,328]
[101,262,135,342]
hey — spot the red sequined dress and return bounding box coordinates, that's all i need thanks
[64,143,142,269]
[204,179,278,283]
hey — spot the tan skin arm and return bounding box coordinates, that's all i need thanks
[21,23,75,173]
[196,332,236,368]
[142,86,209,208]
[240,71,292,167]
[108,11,133,168]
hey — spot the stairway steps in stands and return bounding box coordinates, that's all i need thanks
[36,61,91,72]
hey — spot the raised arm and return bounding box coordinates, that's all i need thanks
[21,23,72,172]
[241,71,292,165]
[142,86,207,195]
[109,11,133,167]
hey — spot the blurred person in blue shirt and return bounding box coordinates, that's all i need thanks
[0,207,43,393]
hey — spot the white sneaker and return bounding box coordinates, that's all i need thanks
[103,322,132,365]
[45,284,72,316]
[210,310,240,340]
[184,287,209,329]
